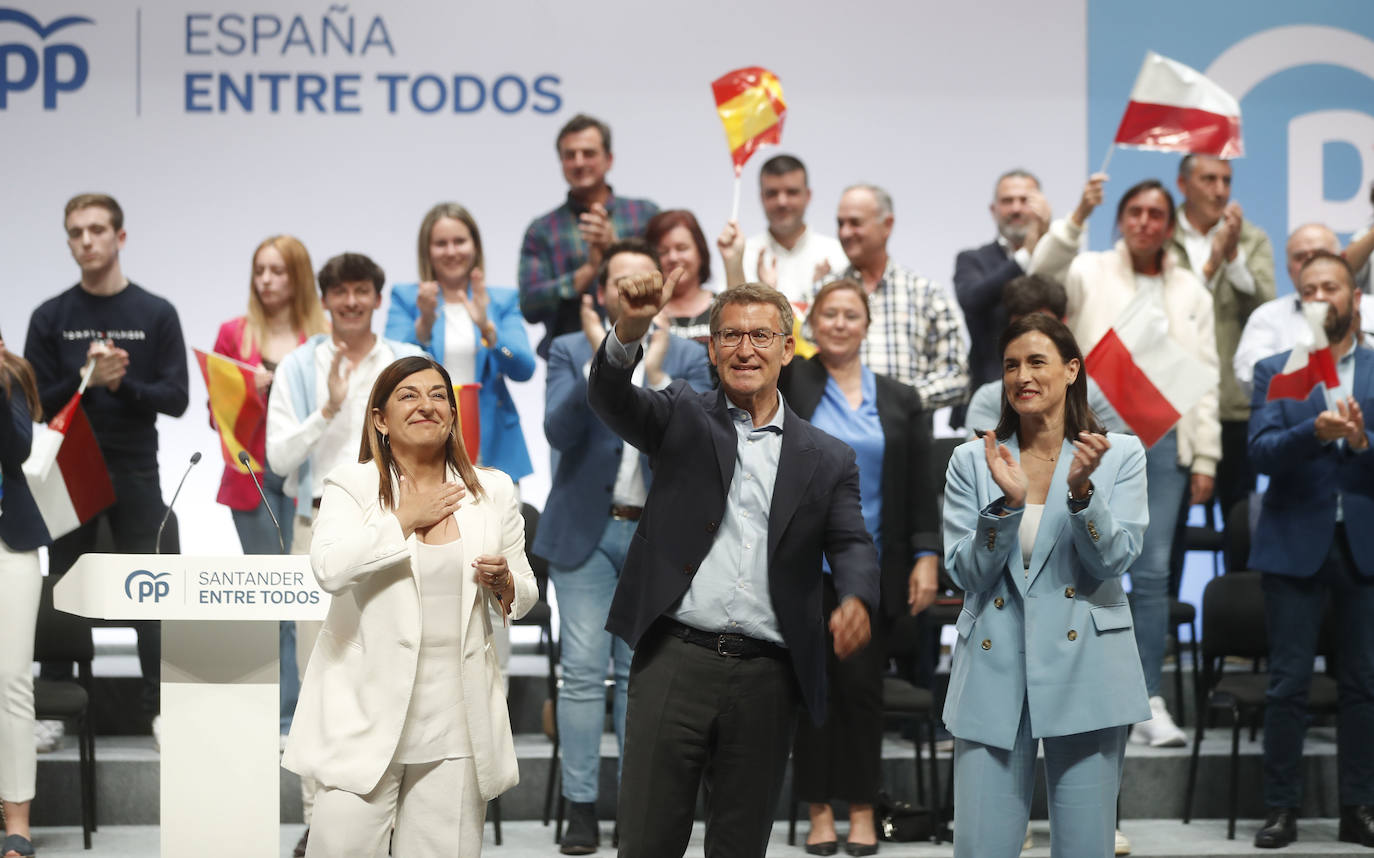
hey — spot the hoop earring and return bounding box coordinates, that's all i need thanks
[381,432,390,446]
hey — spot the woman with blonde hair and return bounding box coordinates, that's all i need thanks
[283,355,536,856]
[211,234,327,733]
[386,203,535,482]
[0,329,50,858]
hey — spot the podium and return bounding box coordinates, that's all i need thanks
[54,553,329,858]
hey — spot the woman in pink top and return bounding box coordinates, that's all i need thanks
[211,234,327,733]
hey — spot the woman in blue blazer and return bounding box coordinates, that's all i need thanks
[0,330,51,858]
[942,313,1150,857]
[386,203,535,483]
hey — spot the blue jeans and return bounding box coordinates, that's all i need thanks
[1130,430,1189,697]
[229,468,298,733]
[1262,530,1374,808]
[550,517,635,803]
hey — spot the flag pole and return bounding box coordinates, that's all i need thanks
[730,166,742,223]
[1098,143,1116,177]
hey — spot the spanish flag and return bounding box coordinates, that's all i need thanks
[453,383,482,464]
[195,348,266,473]
[712,67,786,171]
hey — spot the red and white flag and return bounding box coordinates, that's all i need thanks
[22,364,116,538]
[1086,287,1219,448]
[1265,301,1340,403]
[1113,51,1243,158]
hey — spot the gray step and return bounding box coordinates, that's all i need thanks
[30,726,1346,826]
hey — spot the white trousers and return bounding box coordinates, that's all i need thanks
[307,757,486,858]
[0,540,40,803]
[291,514,324,825]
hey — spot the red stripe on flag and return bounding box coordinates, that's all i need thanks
[730,121,784,169]
[456,383,481,464]
[712,67,765,105]
[1266,346,1341,402]
[53,403,116,522]
[1113,100,1243,158]
[1086,328,1182,448]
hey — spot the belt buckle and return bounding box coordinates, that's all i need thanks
[716,634,745,657]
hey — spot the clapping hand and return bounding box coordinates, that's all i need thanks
[87,340,129,391]
[983,431,1028,508]
[1317,397,1370,450]
[1066,431,1110,499]
[578,203,616,256]
[643,311,672,387]
[323,349,352,419]
[580,294,607,352]
[1024,189,1052,251]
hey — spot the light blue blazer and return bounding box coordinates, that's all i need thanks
[386,282,535,482]
[941,432,1151,750]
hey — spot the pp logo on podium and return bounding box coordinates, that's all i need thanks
[125,569,171,603]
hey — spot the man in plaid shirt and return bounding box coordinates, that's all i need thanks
[823,184,969,409]
[518,114,659,359]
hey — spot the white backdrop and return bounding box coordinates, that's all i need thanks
[2,0,1089,554]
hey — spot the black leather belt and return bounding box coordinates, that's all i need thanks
[658,618,787,660]
[610,504,643,521]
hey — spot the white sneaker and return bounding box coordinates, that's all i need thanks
[152,714,162,752]
[1022,822,1033,851]
[1115,827,1131,855]
[34,719,64,753]
[1129,696,1186,747]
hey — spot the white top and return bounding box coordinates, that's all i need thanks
[1019,503,1045,573]
[742,227,849,303]
[443,309,477,386]
[582,348,674,508]
[266,337,404,503]
[393,538,473,764]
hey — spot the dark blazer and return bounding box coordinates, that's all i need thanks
[1248,346,1374,578]
[587,340,881,722]
[780,357,939,618]
[0,385,52,551]
[533,330,711,569]
[954,241,1020,394]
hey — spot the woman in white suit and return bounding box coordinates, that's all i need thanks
[282,355,537,857]
[942,313,1150,857]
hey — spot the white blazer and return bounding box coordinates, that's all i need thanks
[282,459,537,800]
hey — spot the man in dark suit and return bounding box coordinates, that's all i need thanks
[534,238,711,854]
[588,273,880,858]
[953,169,1051,426]
[1248,250,1374,849]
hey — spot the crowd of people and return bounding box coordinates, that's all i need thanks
[1,108,1373,858]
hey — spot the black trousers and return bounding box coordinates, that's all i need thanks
[1215,418,1255,523]
[791,577,885,804]
[617,627,800,858]
[42,466,168,719]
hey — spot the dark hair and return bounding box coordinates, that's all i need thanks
[809,278,870,325]
[597,237,659,290]
[1114,179,1176,229]
[556,113,611,154]
[0,328,42,421]
[993,314,1104,443]
[760,154,807,184]
[644,209,712,287]
[360,356,485,510]
[64,193,124,231]
[709,283,794,337]
[1298,249,1358,292]
[318,252,385,296]
[1002,274,1067,320]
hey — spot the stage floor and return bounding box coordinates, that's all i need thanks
[20,818,1370,857]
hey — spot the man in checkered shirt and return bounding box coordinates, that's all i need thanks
[821,184,970,409]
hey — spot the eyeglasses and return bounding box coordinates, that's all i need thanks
[713,328,787,348]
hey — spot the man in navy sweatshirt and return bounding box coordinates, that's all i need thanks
[24,193,188,747]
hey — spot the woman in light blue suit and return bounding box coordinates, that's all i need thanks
[387,203,535,483]
[943,313,1150,857]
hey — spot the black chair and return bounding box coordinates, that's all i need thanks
[489,503,557,846]
[1223,498,1251,577]
[1181,572,1339,839]
[33,574,97,850]
[1183,501,1227,578]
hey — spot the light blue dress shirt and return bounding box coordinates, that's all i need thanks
[809,368,884,567]
[604,326,787,645]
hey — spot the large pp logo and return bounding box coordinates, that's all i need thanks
[125,570,171,604]
[1203,25,1374,237]
[0,8,92,109]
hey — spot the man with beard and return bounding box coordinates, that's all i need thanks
[1248,250,1374,849]
[736,155,848,303]
[953,170,1054,413]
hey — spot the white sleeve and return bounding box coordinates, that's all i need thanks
[265,360,330,478]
